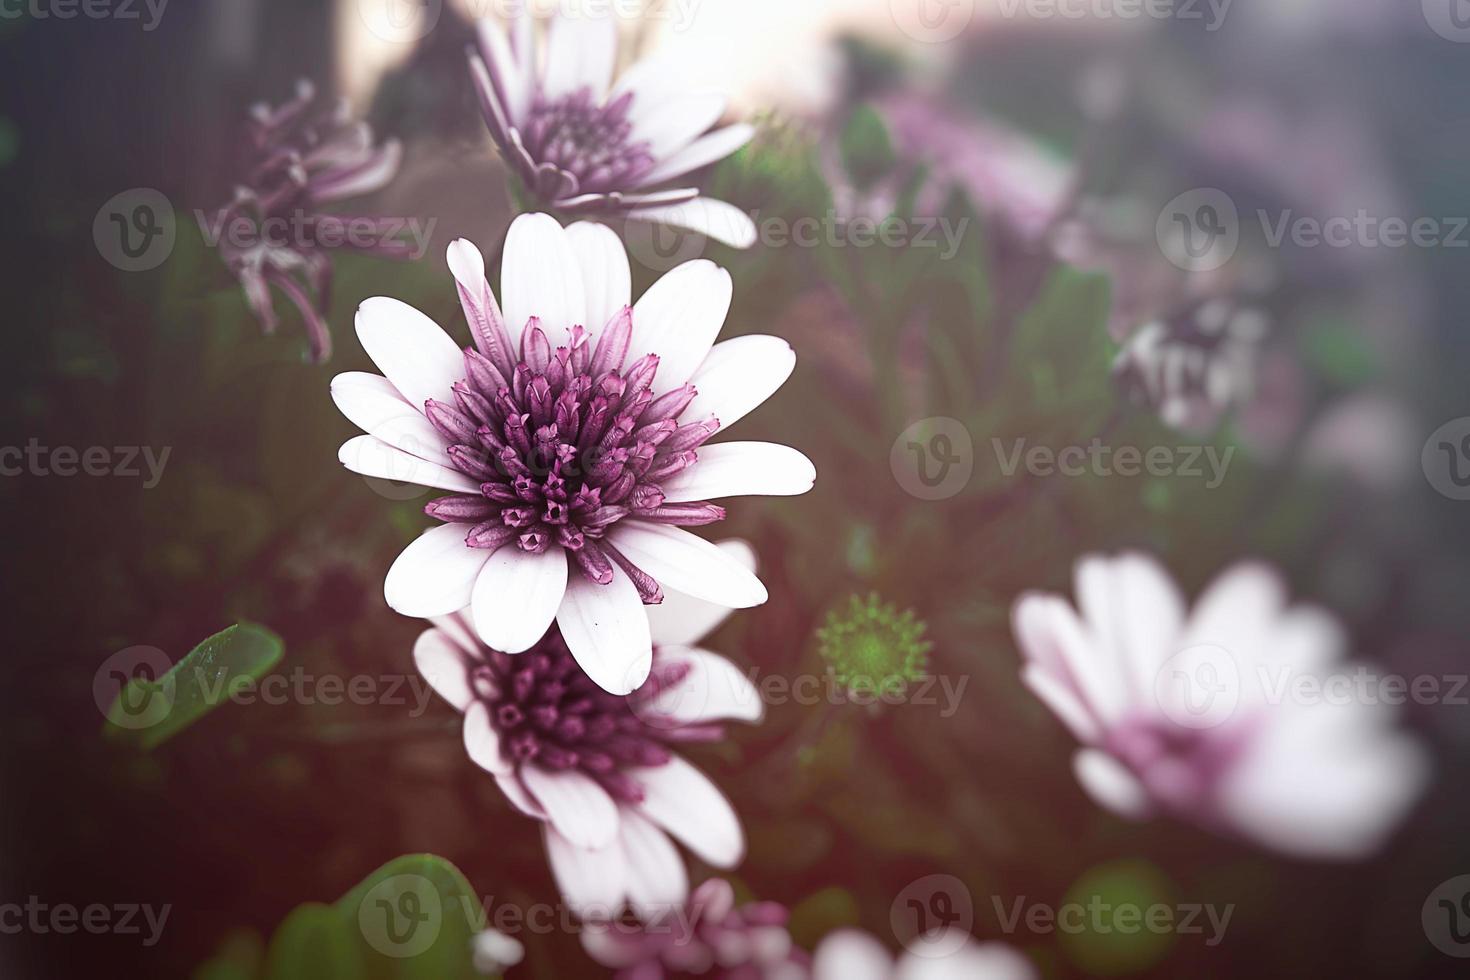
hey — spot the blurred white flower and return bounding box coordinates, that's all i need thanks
[1011,552,1429,859]
[332,213,813,694]
[812,928,1035,980]
[471,9,757,247]
[414,540,764,919]
[471,927,524,976]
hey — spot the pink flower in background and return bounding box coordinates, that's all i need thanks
[414,540,764,918]
[582,878,809,979]
[212,79,407,361]
[812,929,1035,980]
[1011,553,1429,859]
[332,213,813,694]
[470,9,757,248]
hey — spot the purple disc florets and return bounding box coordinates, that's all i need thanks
[423,312,726,602]
[471,631,720,802]
[522,88,656,196]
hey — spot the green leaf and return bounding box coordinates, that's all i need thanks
[103,622,285,750]
[264,905,364,980]
[200,855,487,980]
[839,104,897,190]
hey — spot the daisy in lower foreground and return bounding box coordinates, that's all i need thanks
[333,212,814,694]
[1011,552,1428,859]
[414,541,764,919]
[469,9,757,247]
[812,929,1036,980]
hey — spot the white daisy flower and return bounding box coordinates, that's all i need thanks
[813,928,1036,980]
[470,8,757,248]
[1012,552,1429,859]
[413,541,765,920]
[332,212,813,694]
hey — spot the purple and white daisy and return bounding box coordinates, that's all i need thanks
[413,543,765,918]
[1011,553,1429,860]
[581,878,809,980]
[469,10,757,248]
[211,79,407,362]
[813,929,1036,980]
[332,213,812,693]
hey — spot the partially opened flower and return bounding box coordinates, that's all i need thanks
[581,878,809,979]
[813,929,1035,980]
[469,10,757,248]
[1011,552,1429,859]
[413,542,764,918]
[212,79,407,361]
[333,212,813,693]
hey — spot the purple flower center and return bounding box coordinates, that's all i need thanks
[1106,716,1250,818]
[472,632,716,802]
[424,314,725,601]
[521,88,656,193]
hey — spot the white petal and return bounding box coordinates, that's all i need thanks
[501,213,588,340]
[354,297,463,411]
[384,523,492,617]
[642,646,764,725]
[496,772,545,819]
[565,221,631,345]
[544,824,627,916]
[630,755,743,867]
[556,567,653,695]
[646,540,756,646]
[630,92,726,158]
[476,16,530,124]
[462,702,510,775]
[661,442,815,502]
[338,434,477,493]
[628,197,758,249]
[896,941,1038,980]
[615,808,689,920]
[812,930,893,980]
[413,627,477,712]
[683,336,795,430]
[522,765,619,849]
[629,260,732,395]
[1073,748,1152,820]
[611,522,767,608]
[1016,593,1128,728]
[638,124,755,186]
[1021,663,1101,745]
[470,546,568,654]
[332,374,453,465]
[540,10,617,103]
[1217,702,1428,859]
